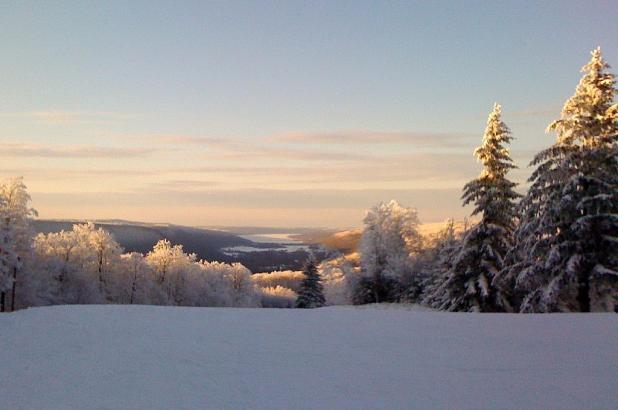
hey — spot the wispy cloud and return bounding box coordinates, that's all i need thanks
[113,135,366,162]
[152,135,225,145]
[172,152,476,181]
[0,168,158,180]
[32,187,466,208]
[204,143,376,162]
[0,142,154,158]
[145,179,220,191]
[114,135,225,145]
[269,131,474,147]
[111,130,475,159]
[0,110,131,125]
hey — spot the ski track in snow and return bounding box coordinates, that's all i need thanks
[0,305,616,409]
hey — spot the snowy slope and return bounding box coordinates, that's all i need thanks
[0,306,616,410]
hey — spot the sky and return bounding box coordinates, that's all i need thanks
[0,0,616,228]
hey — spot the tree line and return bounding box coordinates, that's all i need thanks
[0,179,351,311]
[353,48,617,312]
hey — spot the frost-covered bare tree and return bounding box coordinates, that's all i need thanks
[33,224,120,304]
[75,222,123,300]
[121,252,150,304]
[355,200,422,304]
[114,252,166,305]
[143,241,261,307]
[0,178,36,311]
[503,48,618,312]
[29,230,262,308]
[0,194,10,311]
[217,262,260,307]
[145,239,195,305]
[35,231,75,304]
[318,255,355,305]
[429,104,519,312]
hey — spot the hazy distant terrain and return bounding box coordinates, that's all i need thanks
[31,219,463,270]
[32,220,329,272]
[293,221,470,256]
[294,228,362,255]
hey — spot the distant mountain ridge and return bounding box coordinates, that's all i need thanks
[31,219,320,272]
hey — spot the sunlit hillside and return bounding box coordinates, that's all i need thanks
[313,221,472,256]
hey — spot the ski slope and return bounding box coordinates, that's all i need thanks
[0,305,616,409]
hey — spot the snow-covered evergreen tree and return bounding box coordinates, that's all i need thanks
[295,257,325,308]
[420,219,463,308]
[430,104,519,312]
[504,48,618,312]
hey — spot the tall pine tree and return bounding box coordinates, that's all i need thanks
[504,48,618,312]
[295,257,325,308]
[430,104,519,312]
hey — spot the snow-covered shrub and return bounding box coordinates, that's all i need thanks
[195,261,260,307]
[251,270,305,292]
[259,286,297,308]
[318,256,355,305]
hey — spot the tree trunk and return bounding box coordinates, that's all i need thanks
[577,269,591,312]
[130,271,137,305]
[98,252,106,296]
[0,291,5,312]
[10,266,17,311]
[577,178,592,313]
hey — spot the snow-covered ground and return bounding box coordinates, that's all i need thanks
[1,306,616,409]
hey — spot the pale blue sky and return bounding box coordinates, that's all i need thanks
[0,1,616,227]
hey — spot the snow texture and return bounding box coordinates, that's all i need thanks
[0,305,616,409]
